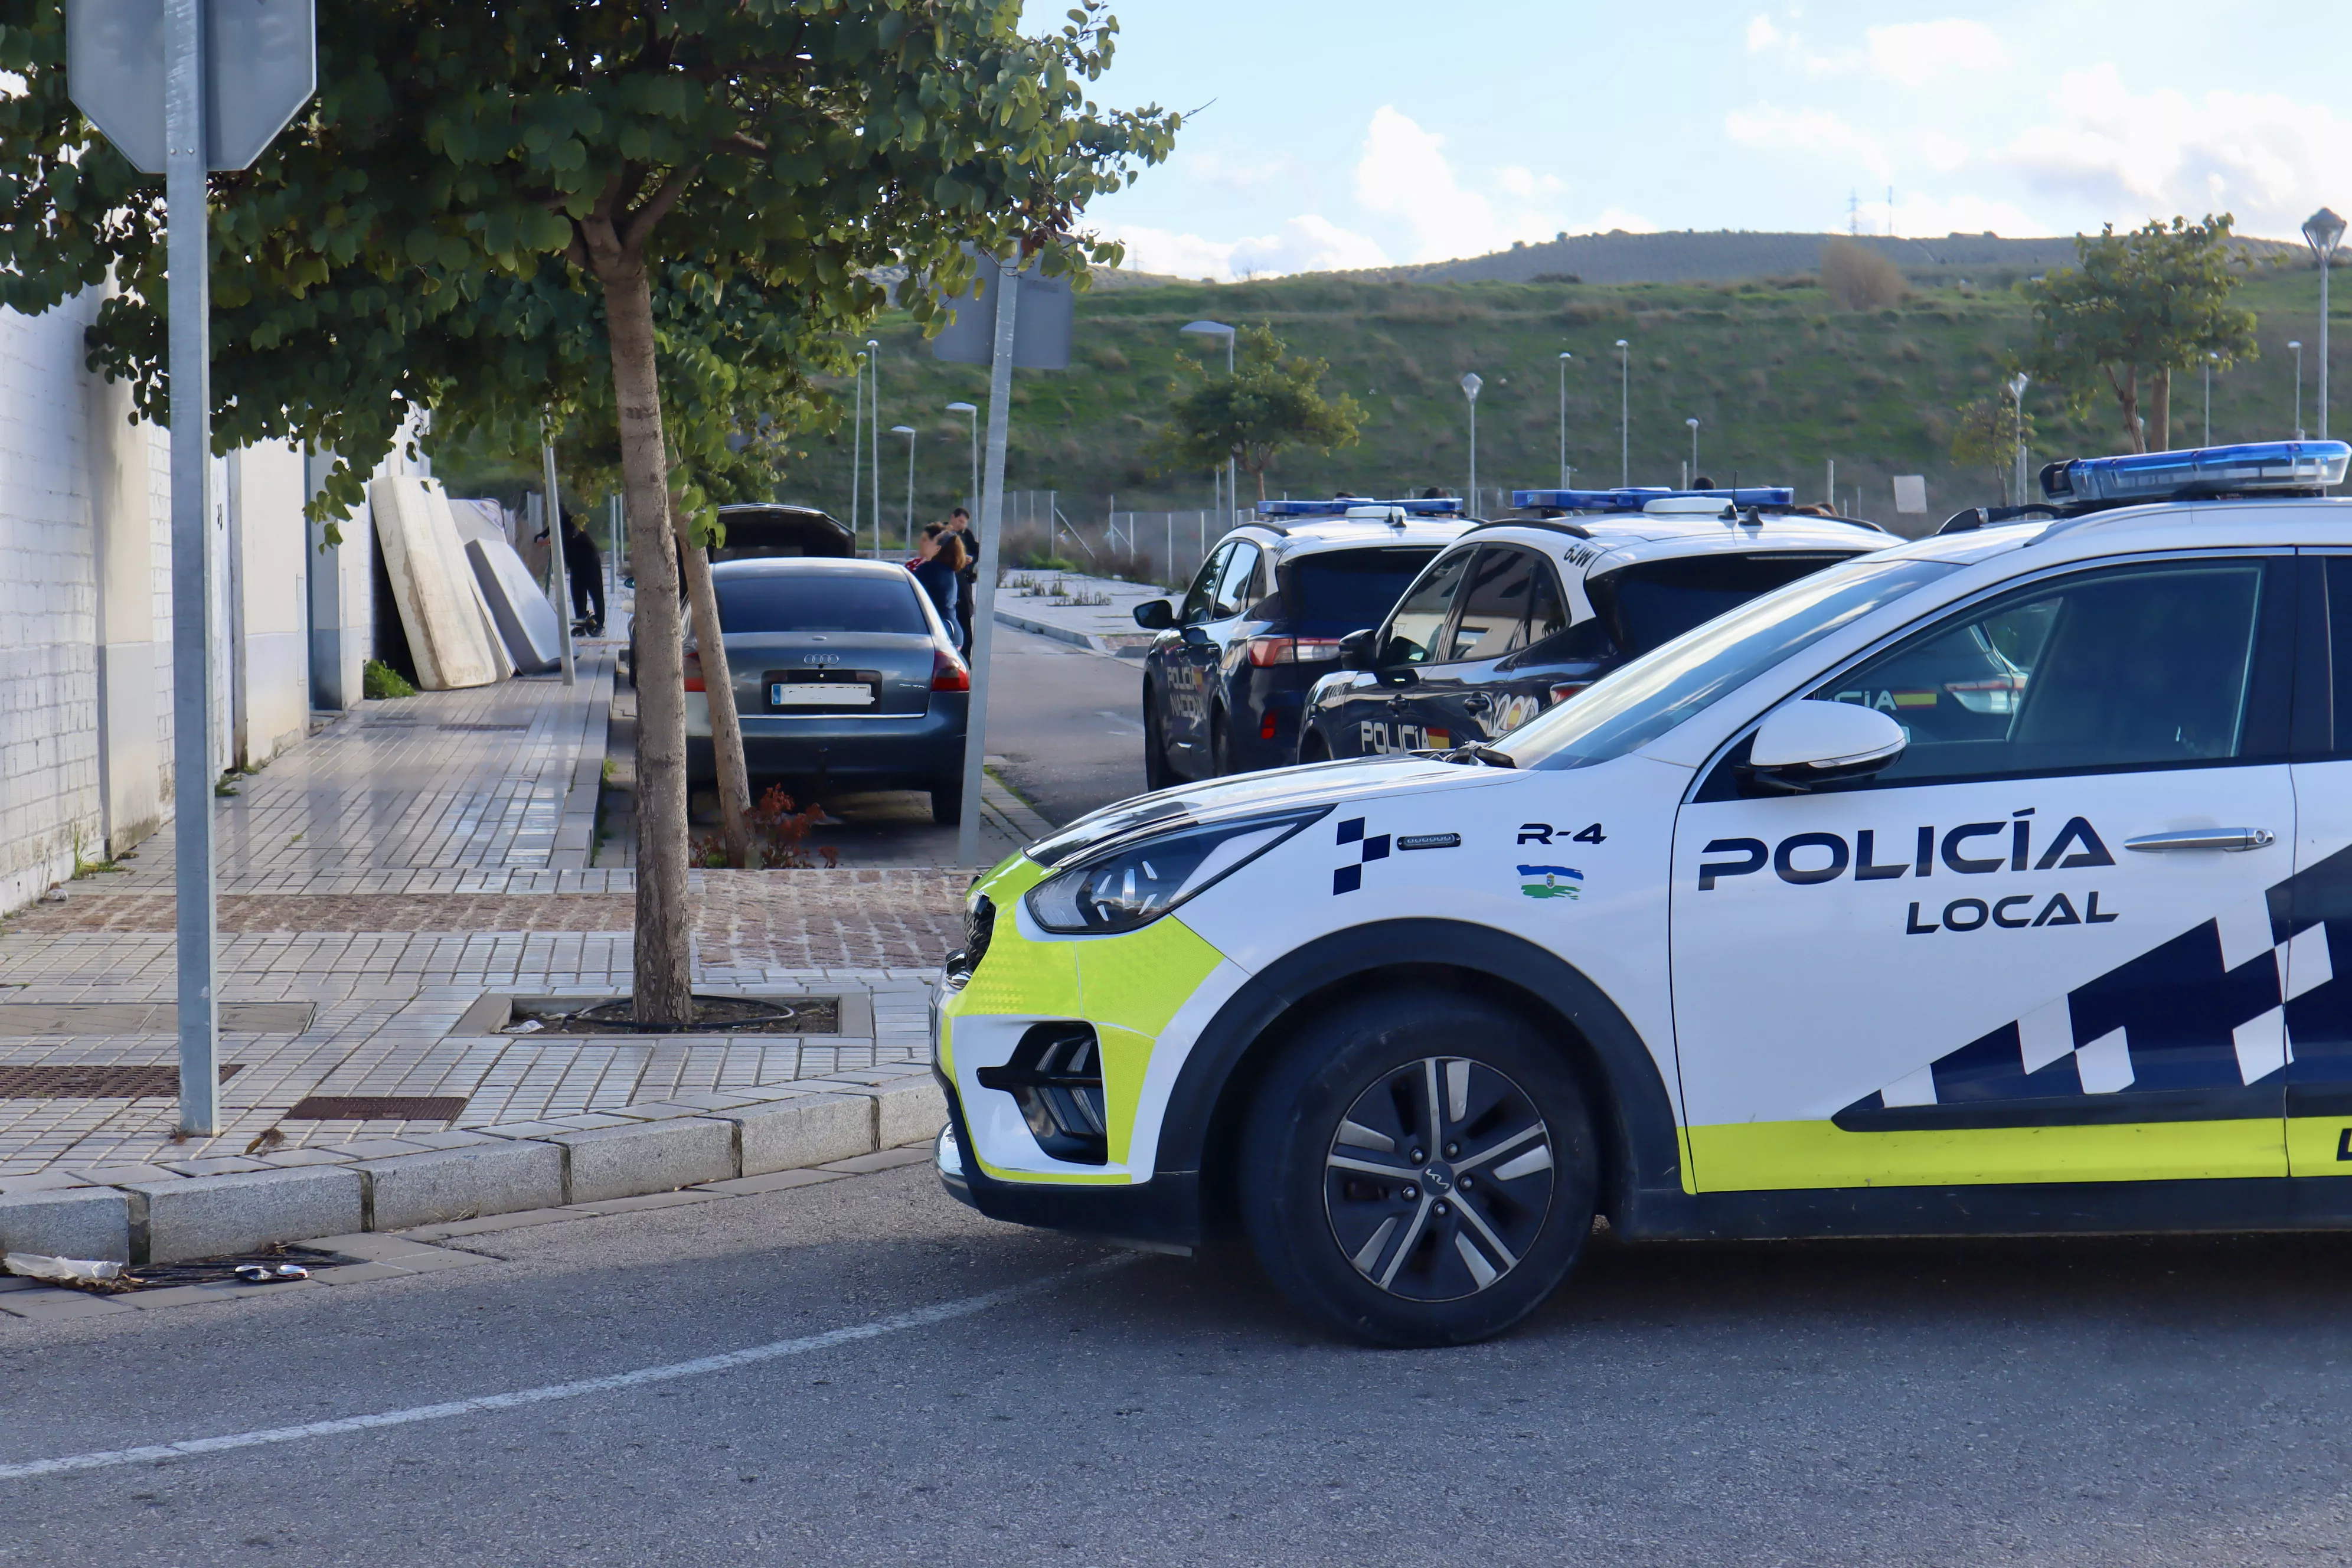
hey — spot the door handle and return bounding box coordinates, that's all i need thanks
[1461,693,1491,712]
[2125,828,2276,852]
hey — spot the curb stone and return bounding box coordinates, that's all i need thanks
[33,1070,948,1264]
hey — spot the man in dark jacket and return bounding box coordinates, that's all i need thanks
[946,505,978,656]
[558,510,604,635]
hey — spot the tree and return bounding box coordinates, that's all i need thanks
[1818,240,1907,311]
[0,0,1176,1025]
[1154,324,1363,502]
[1949,392,2036,504]
[2021,215,2258,453]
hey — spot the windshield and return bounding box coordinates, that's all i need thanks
[1283,547,1440,635]
[1590,551,1860,655]
[1497,558,1961,770]
[713,574,929,635]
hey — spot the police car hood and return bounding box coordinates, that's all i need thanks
[1025,755,1498,868]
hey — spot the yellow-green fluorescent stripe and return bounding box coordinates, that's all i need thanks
[2286,1117,2352,1177]
[1076,918,1224,1167]
[1688,1118,2284,1190]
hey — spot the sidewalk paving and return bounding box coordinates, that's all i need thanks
[0,650,1030,1193]
[991,569,1170,657]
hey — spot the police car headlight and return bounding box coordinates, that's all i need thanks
[1025,806,1329,935]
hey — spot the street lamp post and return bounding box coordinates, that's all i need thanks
[891,425,917,554]
[1557,351,1573,488]
[1461,372,1484,512]
[2204,352,2219,446]
[865,338,882,556]
[2291,342,2305,439]
[2305,208,2346,443]
[1180,320,1237,519]
[945,402,978,522]
[850,350,866,551]
[1615,339,1630,486]
[2008,373,2031,506]
[1685,417,1700,485]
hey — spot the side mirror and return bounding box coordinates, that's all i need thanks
[1748,701,1907,790]
[1132,599,1175,631]
[1338,628,1376,672]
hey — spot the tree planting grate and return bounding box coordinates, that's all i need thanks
[0,1063,244,1098]
[438,723,530,733]
[283,1095,469,1123]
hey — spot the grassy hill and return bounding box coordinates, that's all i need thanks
[437,261,2342,545]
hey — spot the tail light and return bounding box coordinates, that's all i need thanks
[682,648,705,692]
[1547,681,1589,706]
[932,646,971,691]
[1259,709,1279,741]
[1246,636,1344,667]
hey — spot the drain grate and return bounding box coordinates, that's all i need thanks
[283,1095,468,1123]
[0,1063,245,1098]
[438,723,530,733]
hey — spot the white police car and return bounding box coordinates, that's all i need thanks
[1296,487,1883,763]
[935,440,2352,1347]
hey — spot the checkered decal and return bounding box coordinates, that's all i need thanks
[1840,844,2352,1126]
[1332,816,1390,894]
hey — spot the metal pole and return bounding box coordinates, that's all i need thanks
[849,353,864,557]
[1557,352,1571,488]
[542,438,574,686]
[904,432,916,552]
[1616,339,1629,486]
[167,0,219,1136]
[608,493,620,628]
[1225,333,1237,525]
[2204,357,2213,446]
[2322,263,2333,444]
[2292,342,2304,438]
[1825,458,1835,511]
[956,261,1020,868]
[867,338,882,559]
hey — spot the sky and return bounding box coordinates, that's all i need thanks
[1027,0,2352,281]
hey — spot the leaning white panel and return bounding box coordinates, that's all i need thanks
[467,535,563,674]
[368,476,501,690]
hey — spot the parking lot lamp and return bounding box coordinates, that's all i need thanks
[850,351,866,551]
[1461,372,1484,512]
[1180,320,1237,520]
[866,339,882,555]
[2304,208,2345,442]
[2204,352,2219,446]
[1685,416,1700,482]
[2008,373,2030,506]
[946,402,978,520]
[1615,339,1630,485]
[1557,352,1573,486]
[891,426,917,552]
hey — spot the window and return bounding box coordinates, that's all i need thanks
[1497,558,1961,770]
[713,573,929,634]
[1589,552,1861,657]
[1818,559,2272,784]
[1380,550,1473,666]
[1525,563,1569,646]
[1212,541,1263,619]
[1180,544,1231,625]
[1445,548,1541,662]
[1282,547,1442,635]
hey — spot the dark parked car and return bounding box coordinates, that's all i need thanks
[1298,491,1884,760]
[685,557,971,823]
[1133,500,1474,785]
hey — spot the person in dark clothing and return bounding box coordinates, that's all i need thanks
[946,505,978,656]
[559,510,604,635]
[909,522,965,646]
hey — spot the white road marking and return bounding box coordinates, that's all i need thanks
[0,1259,1129,1482]
[1097,709,1145,734]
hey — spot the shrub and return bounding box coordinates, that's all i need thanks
[362,659,417,699]
[1819,240,1909,311]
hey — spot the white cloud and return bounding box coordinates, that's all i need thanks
[1863,20,2003,88]
[1353,106,1567,262]
[2000,65,2352,237]
[1922,132,1971,174]
[1586,207,1660,234]
[1887,192,2044,241]
[1745,15,1782,52]
[1111,215,1391,283]
[1723,102,1892,181]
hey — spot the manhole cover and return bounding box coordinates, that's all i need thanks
[283,1095,469,1123]
[0,1063,245,1098]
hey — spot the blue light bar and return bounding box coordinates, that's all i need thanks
[2041,440,2350,502]
[1256,498,1465,517]
[1512,486,1795,511]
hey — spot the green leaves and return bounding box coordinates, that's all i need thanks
[1153,323,1364,499]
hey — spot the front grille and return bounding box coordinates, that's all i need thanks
[963,895,995,972]
[977,1023,1108,1164]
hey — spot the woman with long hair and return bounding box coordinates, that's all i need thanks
[909,522,965,646]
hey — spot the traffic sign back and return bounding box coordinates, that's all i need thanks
[67,0,316,174]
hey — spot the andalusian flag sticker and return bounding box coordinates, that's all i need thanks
[1518,864,1583,900]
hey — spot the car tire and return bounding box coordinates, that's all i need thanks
[1209,707,1233,778]
[928,778,963,826]
[1238,989,1599,1347]
[1144,685,1173,792]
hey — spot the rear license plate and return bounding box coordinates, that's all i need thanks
[772,682,874,707]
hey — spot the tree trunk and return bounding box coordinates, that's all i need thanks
[594,253,693,1027]
[2150,368,2171,453]
[2109,364,2144,452]
[673,489,752,868]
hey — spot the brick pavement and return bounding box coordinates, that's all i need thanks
[0,661,987,1184]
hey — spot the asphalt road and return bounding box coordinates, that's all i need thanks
[11,1162,2352,1566]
